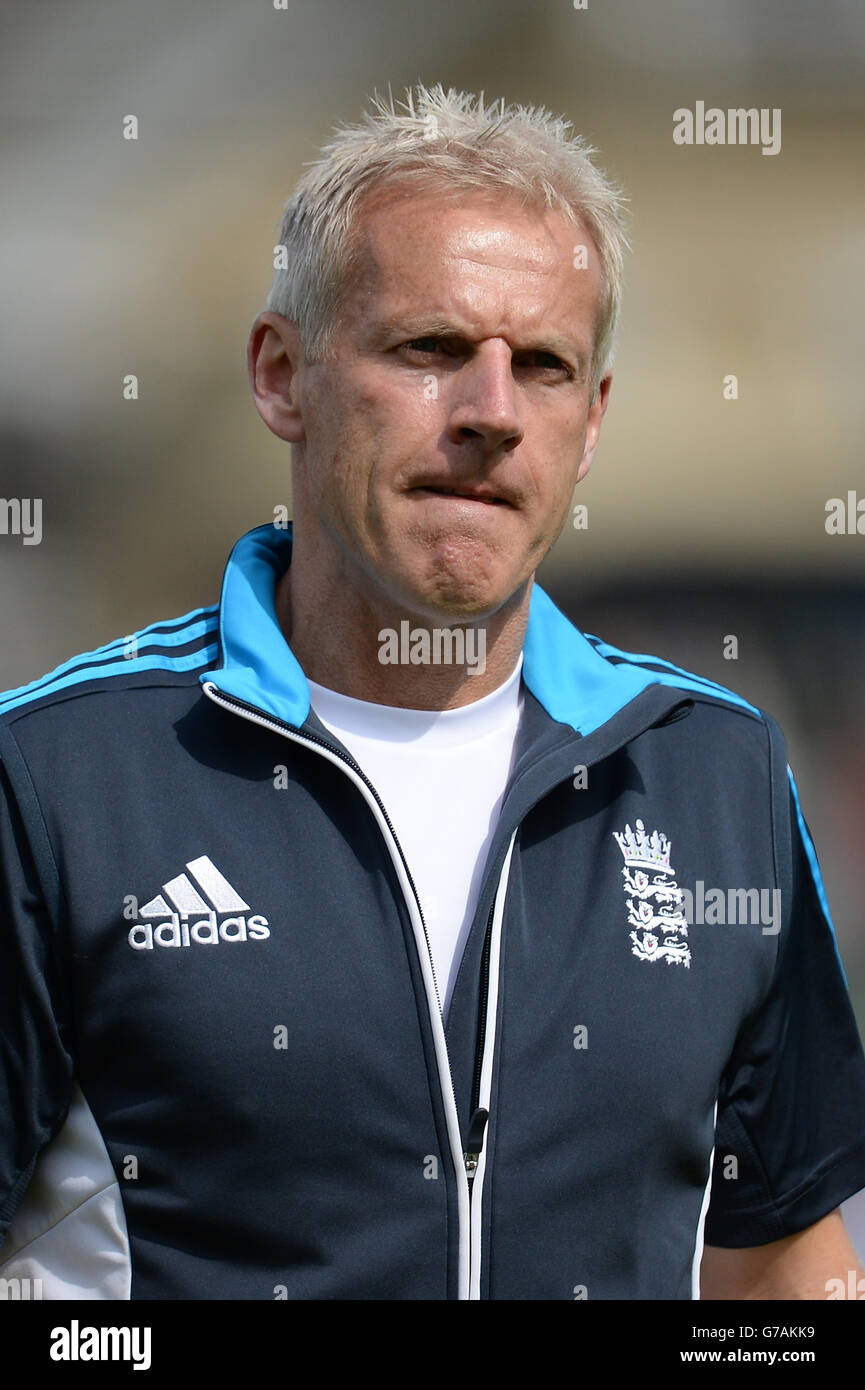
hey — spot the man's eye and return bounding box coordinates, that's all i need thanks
[405,337,447,354]
[519,351,568,372]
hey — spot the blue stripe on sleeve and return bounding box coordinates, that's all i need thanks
[787,765,847,988]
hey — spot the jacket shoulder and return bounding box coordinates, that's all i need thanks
[583,630,767,724]
[0,605,219,727]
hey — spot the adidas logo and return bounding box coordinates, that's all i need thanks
[127,856,270,950]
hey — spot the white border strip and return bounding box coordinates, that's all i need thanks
[469,830,518,1300]
[691,1099,719,1299]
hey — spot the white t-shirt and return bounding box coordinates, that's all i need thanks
[307,657,525,1018]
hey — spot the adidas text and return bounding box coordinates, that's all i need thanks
[129,912,270,949]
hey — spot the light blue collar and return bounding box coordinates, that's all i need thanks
[201,522,685,735]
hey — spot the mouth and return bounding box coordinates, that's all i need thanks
[413,486,513,507]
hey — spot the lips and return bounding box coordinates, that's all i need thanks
[413,485,513,507]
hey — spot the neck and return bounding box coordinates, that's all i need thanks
[275,546,530,711]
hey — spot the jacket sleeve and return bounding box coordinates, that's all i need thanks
[0,726,74,1243]
[704,735,865,1247]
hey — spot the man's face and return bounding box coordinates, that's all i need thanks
[264,187,610,624]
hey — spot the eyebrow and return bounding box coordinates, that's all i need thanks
[377,316,458,340]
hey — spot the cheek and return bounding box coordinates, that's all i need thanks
[328,376,426,450]
[341,387,437,488]
[301,386,374,499]
[528,422,587,501]
[366,381,435,443]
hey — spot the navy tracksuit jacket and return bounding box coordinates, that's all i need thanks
[1,521,864,1299]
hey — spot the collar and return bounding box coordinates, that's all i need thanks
[201,521,678,736]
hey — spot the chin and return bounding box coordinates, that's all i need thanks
[380,535,526,622]
[403,573,515,625]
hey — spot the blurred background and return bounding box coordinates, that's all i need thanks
[2,0,864,1262]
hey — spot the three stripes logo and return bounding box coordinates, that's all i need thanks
[127,855,270,951]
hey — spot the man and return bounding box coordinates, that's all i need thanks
[1,85,864,1301]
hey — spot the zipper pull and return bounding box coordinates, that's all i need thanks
[463,1107,489,1183]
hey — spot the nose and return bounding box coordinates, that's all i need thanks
[445,341,524,452]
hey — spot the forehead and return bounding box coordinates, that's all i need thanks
[343,186,603,340]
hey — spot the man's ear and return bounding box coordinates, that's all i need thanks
[575,371,612,484]
[247,311,306,443]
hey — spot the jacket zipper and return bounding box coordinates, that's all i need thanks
[201,680,500,1298]
[463,1106,489,1186]
[463,901,495,1183]
[471,903,496,1116]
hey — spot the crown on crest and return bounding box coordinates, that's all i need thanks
[613,819,673,873]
